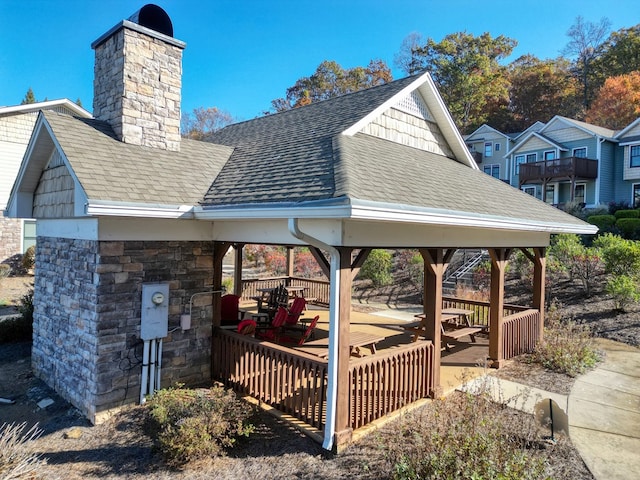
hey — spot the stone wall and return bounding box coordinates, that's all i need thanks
[0,215,22,267]
[33,237,215,422]
[92,26,183,152]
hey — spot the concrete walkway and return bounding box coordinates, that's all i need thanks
[463,338,640,480]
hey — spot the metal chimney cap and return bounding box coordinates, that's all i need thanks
[128,4,173,37]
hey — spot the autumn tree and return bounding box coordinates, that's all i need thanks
[508,55,582,129]
[21,87,36,104]
[270,59,392,112]
[181,106,235,139]
[591,24,640,85]
[585,72,640,129]
[397,32,516,132]
[563,16,612,110]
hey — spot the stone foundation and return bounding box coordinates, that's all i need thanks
[33,237,215,422]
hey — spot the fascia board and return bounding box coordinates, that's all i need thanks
[85,201,195,219]
[616,117,640,139]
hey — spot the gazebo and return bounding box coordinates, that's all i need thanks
[6,5,596,452]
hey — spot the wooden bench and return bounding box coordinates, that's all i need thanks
[441,326,483,351]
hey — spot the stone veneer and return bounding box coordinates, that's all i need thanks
[92,24,183,151]
[0,215,22,267]
[33,237,215,422]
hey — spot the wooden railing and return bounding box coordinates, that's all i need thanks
[241,276,330,305]
[348,341,435,430]
[501,309,540,360]
[442,296,529,326]
[519,156,598,184]
[212,328,328,430]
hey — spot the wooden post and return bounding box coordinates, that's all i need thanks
[233,243,244,297]
[419,248,454,398]
[333,247,353,450]
[489,248,510,368]
[532,247,546,342]
[211,241,231,379]
[286,247,295,279]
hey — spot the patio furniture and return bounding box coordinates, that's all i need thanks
[284,297,307,328]
[255,284,289,321]
[237,319,257,336]
[410,312,483,351]
[255,306,288,342]
[278,314,320,347]
[295,331,385,358]
[221,294,244,326]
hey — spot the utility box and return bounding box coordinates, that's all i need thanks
[141,283,170,340]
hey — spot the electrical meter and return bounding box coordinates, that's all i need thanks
[141,283,170,340]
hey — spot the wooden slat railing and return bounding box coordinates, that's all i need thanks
[442,296,529,326]
[348,341,435,430]
[212,328,328,430]
[501,309,540,360]
[241,276,330,305]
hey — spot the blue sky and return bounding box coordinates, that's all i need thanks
[0,0,637,121]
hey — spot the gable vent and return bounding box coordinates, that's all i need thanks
[395,91,434,122]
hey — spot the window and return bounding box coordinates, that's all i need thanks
[526,153,537,163]
[22,220,36,253]
[634,184,640,208]
[545,184,555,204]
[544,150,556,160]
[515,155,525,174]
[631,145,640,168]
[483,164,500,178]
[523,186,536,197]
[484,142,493,157]
[574,184,585,204]
[495,143,500,152]
[573,147,587,158]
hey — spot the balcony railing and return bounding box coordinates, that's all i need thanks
[519,157,598,184]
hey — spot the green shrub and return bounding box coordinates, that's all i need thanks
[145,385,254,466]
[586,214,616,230]
[21,245,35,272]
[387,384,547,480]
[614,218,640,238]
[0,422,45,478]
[531,304,600,377]
[614,209,639,219]
[606,274,640,311]
[359,249,393,287]
[593,233,640,276]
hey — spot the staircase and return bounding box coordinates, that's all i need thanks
[443,249,488,292]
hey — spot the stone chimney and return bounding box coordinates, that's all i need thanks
[91,4,185,152]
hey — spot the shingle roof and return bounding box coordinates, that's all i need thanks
[202,75,420,206]
[43,111,233,206]
[336,133,588,228]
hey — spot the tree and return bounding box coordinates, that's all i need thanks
[400,32,516,132]
[181,106,235,140]
[270,59,392,112]
[585,72,640,129]
[563,16,612,110]
[508,55,582,130]
[592,24,640,83]
[21,87,36,105]
[393,32,427,75]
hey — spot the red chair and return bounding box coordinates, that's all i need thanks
[255,306,288,342]
[285,297,307,327]
[221,294,243,326]
[237,319,256,336]
[279,315,320,346]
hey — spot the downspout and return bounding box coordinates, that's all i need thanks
[595,137,604,205]
[288,218,340,451]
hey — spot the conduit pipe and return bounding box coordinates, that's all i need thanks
[288,218,340,451]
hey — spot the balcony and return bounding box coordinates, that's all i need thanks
[519,157,598,185]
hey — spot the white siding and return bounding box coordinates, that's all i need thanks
[623,145,640,180]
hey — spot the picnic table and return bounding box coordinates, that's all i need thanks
[295,331,385,359]
[407,309,482,351]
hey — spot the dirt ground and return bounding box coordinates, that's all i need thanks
[0,272,620,478]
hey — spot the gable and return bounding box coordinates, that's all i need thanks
[543,122,592,143]
[619,120,640,141]
[32,149,76,218]
[512,134,557,153]
[359,90,454,157]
